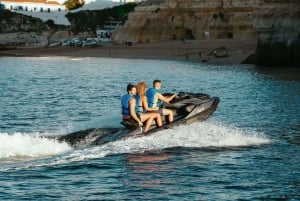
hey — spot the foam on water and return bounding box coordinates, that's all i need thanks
[52,121,271,164]
[0,121,270,170]
[0,132,72,160]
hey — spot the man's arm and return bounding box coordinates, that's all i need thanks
[157,93,176,104]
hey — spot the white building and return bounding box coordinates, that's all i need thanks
[0,0,66,12]
[96,20,121,42]
[0,0,143,25]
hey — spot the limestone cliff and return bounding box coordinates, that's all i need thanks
[0,10,48,33]
[113,0,257,43]
[113,0,300,66]
[0,10,71,47]
[253,0,300,66]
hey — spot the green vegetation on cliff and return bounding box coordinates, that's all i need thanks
[65,3,137,34]
[64,0,85,11]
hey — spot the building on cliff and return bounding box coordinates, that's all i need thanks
[0,0,69,25]
[0,0,66,12]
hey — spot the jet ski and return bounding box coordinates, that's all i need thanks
[122,92,220,137]
[55,92,220,147]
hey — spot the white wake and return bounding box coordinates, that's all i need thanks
[0,132,72,160]
[0,121,270,170]
[53,121,271,164]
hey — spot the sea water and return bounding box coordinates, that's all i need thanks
[0,57,299,200]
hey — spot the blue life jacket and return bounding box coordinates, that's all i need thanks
[121,94,138,115]
[134,95,146,113]
[146,88,161,108]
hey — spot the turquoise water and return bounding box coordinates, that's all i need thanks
[0,57,299,200]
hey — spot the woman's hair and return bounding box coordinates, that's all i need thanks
[136,82,146,97]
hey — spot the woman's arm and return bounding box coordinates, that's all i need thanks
[142,96,158,112]
[129,98,143,126]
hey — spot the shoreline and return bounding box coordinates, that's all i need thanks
[0,39,256,65]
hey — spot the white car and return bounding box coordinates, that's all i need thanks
[48,41,60,47]
[81,38,98,47]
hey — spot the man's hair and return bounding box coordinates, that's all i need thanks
[127,84,136,92]
[153,79,161,86]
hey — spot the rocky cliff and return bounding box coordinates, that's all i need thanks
[113,0,300,66]
[253,0,300,66]
[112,0,257,43]
[0,10,71,47]
[0,10,48,33]
[0,10,49,46]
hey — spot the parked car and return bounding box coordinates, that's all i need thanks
[48,41,60,47]
[81,38,98,47]
[70,38,82,47]
[60,39,71,46]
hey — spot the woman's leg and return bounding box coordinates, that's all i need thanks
[140,114,154,132]
[153,112,162,127]
[162,108,173,123]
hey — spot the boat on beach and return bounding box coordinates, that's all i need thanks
[55,92,220,147]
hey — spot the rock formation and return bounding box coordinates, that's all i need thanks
[113,0,300,66]
[0,10,50,46]
[112,0,257,43]
[253,0,300,66]
[0,10,70,47]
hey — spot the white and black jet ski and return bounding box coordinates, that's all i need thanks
[55,92,220,147]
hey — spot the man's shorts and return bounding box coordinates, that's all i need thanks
[121,117,139,129]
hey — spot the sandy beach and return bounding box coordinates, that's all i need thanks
[0,39,256,65]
